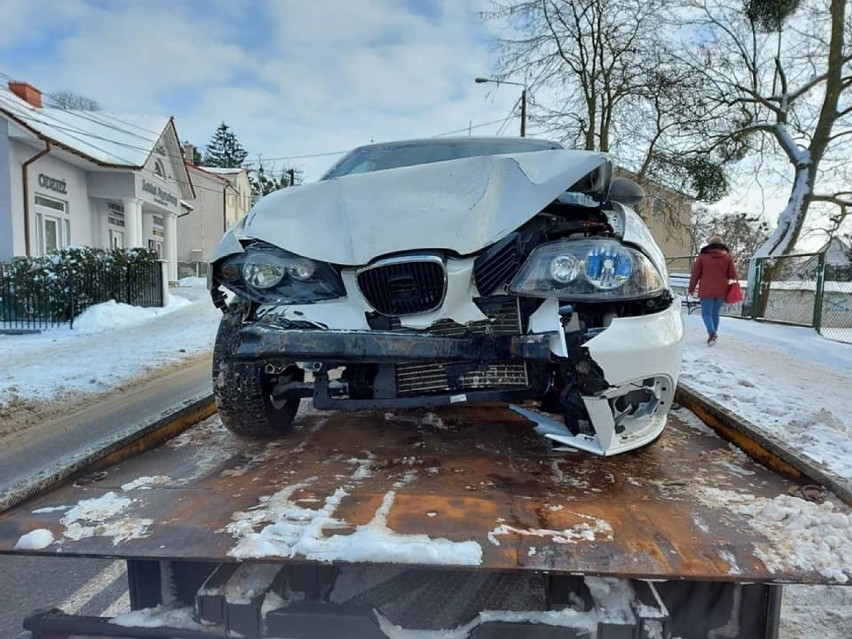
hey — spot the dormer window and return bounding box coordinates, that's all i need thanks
[154,159,166,179]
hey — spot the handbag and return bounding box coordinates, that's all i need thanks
[726,281,744,304]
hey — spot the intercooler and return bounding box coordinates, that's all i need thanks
[396,296,529,396]
[397,361,529,395]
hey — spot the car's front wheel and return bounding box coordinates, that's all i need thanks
[212,305,303,437]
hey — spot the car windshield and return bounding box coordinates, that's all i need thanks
[321,138,562,179]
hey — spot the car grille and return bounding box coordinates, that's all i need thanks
[397,361,529,395]
[473,233,523,296]
[358,257,446,316]
[424,296,521,337]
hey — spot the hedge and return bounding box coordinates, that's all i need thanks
[0,246,162,325]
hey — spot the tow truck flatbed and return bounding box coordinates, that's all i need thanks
[0,403,841,585]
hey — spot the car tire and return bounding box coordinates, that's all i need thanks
[212,305,302,437]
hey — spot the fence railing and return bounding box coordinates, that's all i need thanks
[669,253,852,344]
[0,258,165,332]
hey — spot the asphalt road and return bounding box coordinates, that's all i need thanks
[0,355,213,495]
[0,356,212,638]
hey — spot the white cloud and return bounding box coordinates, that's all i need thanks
[1,0,525,180]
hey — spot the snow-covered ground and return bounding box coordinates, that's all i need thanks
[0,279,222,438]
[1,281,850,637]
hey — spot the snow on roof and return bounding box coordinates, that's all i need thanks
[188,164,230,182]
[0,86,170,167]
[198,166,246,175]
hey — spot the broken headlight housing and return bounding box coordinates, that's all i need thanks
[216,242,345,304]
[509,239,665,300]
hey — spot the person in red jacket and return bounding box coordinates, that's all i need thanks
[688,236,738,346]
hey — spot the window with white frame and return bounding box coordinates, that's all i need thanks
[110,229,124,249]
[154,159,166,179]
[34,194,70,255]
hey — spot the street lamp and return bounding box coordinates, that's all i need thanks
[475,77,527,137]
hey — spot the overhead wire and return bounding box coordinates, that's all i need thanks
[1,68,535,179]
[494,96,522,137]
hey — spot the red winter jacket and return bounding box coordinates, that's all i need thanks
[688,243,738,299]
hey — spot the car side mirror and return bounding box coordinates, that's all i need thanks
[609,177,645,206]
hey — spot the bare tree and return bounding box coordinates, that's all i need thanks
[45,91,100,111]
[691,205,772,267]
[676,0,852,312]
[483,0,729,233]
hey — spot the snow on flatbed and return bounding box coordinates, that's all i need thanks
[0,403,849,585]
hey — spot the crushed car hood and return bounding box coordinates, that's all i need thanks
[222,150,609,265]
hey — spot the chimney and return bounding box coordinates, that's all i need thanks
[8,82,43,108]
[183,142,199,165]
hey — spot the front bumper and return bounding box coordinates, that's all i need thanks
[234,325,554,363]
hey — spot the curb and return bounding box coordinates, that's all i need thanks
[676,382,852,505]
[0,395,216,514]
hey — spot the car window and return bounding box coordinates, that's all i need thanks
[321,139,561,179]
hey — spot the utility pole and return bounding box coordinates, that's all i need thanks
[475,77,528,137]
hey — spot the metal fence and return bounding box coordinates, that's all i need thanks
[815,258,852,343]
[0,259,164,332]
[749,253,822,327]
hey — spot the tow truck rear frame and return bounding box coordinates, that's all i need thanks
[1,391,846,639]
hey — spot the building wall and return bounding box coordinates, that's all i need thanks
[177,167,225,265]
[638,184,692,259]
[614,168,693,259]
[228,171,252,226]
[0,119,12,259]
[8,140,92,256]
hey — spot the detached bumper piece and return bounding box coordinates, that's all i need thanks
[234,325,554,363]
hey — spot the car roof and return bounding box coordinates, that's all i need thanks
[347,136,562,151]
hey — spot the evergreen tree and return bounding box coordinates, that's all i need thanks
[203,122,248,168]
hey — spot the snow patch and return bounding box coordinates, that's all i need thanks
[60,491,153,545]
[487,513,612,547]
[14,528,55,549]
[225,464,482,566]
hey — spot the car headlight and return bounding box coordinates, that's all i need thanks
[509,239,665,300]
[215,243,345,304]
[243,253,287,289]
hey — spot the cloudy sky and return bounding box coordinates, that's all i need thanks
[0,0,525,180]
[0,0,816,237]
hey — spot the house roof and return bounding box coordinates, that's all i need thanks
[0,85,170,169]
[188,163,231,183]
[198,166,247,176]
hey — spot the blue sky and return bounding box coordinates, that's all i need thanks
[0,0,521,180]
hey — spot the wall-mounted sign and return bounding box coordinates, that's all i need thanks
[38,173,67,194]
[141,179,178,208]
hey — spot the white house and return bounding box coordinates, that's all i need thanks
[0,81,195,282]
[178,160,251,275]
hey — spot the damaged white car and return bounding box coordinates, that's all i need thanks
[208,137,684,456]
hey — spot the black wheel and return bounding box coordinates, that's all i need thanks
[212,305,303,437]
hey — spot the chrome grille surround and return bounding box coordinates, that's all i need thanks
[357,255,447,316]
